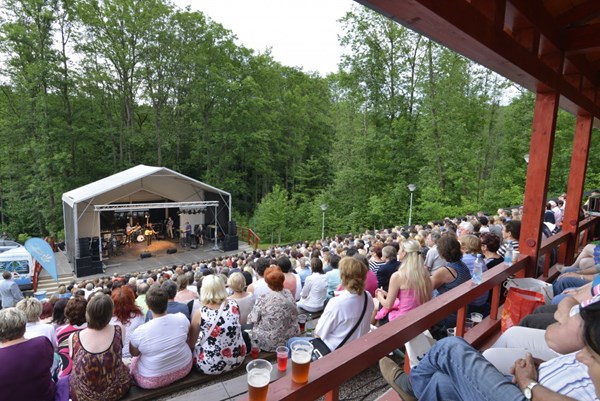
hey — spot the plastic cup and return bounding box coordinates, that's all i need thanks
[447,328,456,337]
[513,251,520,262]
[251,343,261,359]
[470,312,483,324]
[464,318,474,332]
[276,346,289,371]
[246,359,272,401]
[291,340,313,384]
[298,314,307,333]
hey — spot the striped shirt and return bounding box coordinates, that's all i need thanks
[538,353,598,400]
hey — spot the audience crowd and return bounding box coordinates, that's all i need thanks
[4,199,597,401]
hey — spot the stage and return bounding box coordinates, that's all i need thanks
[39,237,251,282]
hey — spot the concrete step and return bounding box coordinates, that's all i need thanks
[35,273,75,297]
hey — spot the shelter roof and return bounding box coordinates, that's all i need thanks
[62,165,230,208]
[357,0,600,126]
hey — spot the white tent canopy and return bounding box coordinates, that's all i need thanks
[62,165,231,265]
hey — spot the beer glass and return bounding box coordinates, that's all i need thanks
[246,359,272,401]
[291,340,313,384]
[298,314,307,333]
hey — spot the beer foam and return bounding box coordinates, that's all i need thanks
[248,369,270,387]
[292,349,312,364]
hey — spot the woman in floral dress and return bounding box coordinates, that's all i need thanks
[188,274,246,374]
[248,266,300,352]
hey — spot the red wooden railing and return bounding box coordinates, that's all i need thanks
[239,216,600,401]
[240,226,260,250]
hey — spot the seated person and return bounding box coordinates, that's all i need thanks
[227,272,254,326]
[188,275,246,375]
[69,294,131,401]
[558,243,600,272]
[374,240,432,323]
[56,296,88,378]
[145,280,190,321]
[380,293,600,401]
[248,266,300,352]
[376,246,400,291]
[0,308,55,401]
[16,298,56,347]
[129,286,193,389]
[430,233,472,329]
[297,258,328,313]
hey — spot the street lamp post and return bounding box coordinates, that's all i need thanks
[320,204,327,241]
[407,184,416,226]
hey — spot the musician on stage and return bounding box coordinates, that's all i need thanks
[184,222,192,247]
[126,223,133,247]
[166,217,174,239]
[145,224,157,246]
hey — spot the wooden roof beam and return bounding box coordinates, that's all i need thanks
[355,0,600,123]
[509,0,600,87]
[555,0,600,29]
[564,23,600,53]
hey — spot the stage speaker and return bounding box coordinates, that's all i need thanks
[78,237,91,257]
[228,220,237,236]
[140,252,152,259]
[223,235,238,252]
[167,248,177,254]
[90,237,100,257]
[76,256,91,269]
[75,256,94,277]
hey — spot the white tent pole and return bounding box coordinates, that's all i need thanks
[212,204,219,251]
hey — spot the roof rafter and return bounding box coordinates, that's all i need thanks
[555,0,600,28]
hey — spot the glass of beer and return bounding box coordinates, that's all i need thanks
[291,340,313,384]
[298,314,307,333]
[246,359,272,401]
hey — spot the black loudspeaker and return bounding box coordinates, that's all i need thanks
[223,235,238,251]
[167,248,177,254]
[228,220,237,236]
[90,237,100,257]
[140,252,152,259]
[76,256,91,269]
[78,237,91,257]
[75,256,98,278]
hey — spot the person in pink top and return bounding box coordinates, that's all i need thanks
[374,239,432,323]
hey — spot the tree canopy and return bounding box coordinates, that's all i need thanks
[0,2,597,243]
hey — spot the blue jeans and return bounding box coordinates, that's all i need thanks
[552,277,588,305]
[411,337,525,401]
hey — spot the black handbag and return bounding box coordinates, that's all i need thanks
[310,292,368,360]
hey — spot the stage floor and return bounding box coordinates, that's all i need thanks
[40,238,251,280]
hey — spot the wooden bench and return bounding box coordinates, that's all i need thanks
[121,351,277,401]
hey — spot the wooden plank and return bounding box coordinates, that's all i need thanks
[521,90,559,277]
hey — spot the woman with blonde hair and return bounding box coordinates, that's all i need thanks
[374,239,432,323]
[188,274,246,375]
[227,272,254,326]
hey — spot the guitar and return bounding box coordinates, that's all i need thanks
[127,224,141,235]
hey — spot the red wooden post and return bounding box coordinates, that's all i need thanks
[563,113,593,265]
[521,91,559,278]
[325,387,340,401]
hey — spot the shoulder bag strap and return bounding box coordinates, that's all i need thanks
[338,292,368,348]
[197,301,227,348]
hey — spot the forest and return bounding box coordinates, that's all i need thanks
[0,0,598,243]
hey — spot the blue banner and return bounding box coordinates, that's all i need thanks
[25,238,58,282]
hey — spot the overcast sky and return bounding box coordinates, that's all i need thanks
[172,0,357,76]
